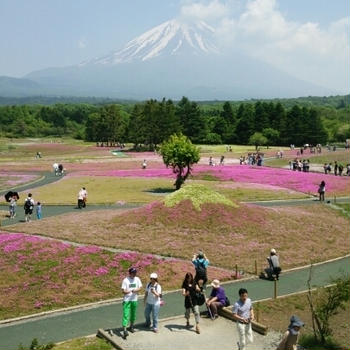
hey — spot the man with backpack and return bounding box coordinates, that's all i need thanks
[192,251,209,288]
[24,193,35,222]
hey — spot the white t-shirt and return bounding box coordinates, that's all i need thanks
[145,283,162,305]
[121,276,142,302]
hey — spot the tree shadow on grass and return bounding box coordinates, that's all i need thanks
[145,188,175,195]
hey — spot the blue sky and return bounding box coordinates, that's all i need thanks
[0,0,349,92]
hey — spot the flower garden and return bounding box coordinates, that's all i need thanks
[0,231,233,319]
[0,139,349,323]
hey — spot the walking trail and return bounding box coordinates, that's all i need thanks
[0,171,349,348]
[0,256,349,349]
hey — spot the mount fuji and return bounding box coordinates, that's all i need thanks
[0,18,337,99]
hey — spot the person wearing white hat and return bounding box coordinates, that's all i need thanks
[144,272,162,333]
[206,279,227,318]
[265,249,281,280]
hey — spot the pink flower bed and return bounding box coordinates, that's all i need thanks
[67,164,350,195]
[0,231,233,319]
[198,165,350,195]
[0,173,39,188]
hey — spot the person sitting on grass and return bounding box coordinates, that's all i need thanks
[276,315,304,350]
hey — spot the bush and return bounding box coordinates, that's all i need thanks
[299,333,342,350]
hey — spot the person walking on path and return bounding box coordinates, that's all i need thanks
[192,251,209,288]
[265,249,281,280]
[81,187,87,207]
[121,267,142,339]
[77,187,87,209]
[233,288,254,350]
[318,181,326,202]
[144,273,162,333]
[206,279,227,319]
[36,202,42,220]
[9,195,17,219]
[276,315,304,350]
[182,272,202,334]
[24,193,35,222]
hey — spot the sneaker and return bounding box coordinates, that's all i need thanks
[123,330,129,339]
[128,326,135,333]
[153,328,158,333]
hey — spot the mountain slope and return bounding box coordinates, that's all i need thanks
[83,19,218,65]
[2,18,340,99]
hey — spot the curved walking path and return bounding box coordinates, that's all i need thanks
[245,196,350,207]
[0,172,63,197]
[0,256,349,349]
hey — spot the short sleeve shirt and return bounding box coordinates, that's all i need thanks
[145,283,162,305]
[121,276,142,302]
[233,298,252,319]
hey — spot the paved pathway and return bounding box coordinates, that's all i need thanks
[0,172,61,197]
[0,256,348,349]
[245,196,350,207]
[0,203,142,227]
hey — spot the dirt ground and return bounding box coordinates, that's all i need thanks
[256,293,350,349]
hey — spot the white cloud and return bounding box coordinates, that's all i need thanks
[176,0,349,92]
[78,38,87,49]
[212,0,349,92]
[179,0,232,22]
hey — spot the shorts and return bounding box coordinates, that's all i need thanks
[25,209,33,215]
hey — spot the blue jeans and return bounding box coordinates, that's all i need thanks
[144,303,160,329]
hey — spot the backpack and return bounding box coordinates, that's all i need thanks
[195,260,207,278]
[24,199,33,210]
[195,291,206,306]
[273,266,282,274]
[225,296,230,307]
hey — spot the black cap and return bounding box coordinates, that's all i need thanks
[129,267,137,274]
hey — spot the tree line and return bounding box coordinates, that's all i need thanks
[0,97,347,146]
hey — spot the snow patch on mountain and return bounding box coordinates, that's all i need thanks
[82,19,218,66]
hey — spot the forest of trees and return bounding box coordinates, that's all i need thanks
[0,95,349,147]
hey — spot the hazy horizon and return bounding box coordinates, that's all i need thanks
[1,0,349,95]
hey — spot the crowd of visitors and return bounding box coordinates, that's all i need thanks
[117,249,301,350]
[239,153,264,166]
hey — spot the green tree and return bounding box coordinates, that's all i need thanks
[249,132,267,150]
[307,267,350,345]
[262,128,280,146]
[235,104,255,144]
[254,101,270,131]
[176,97,208,143]
[160,133,200,190]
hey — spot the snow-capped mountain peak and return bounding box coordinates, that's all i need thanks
[84,19,218,65]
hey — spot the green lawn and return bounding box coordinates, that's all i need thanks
[7,176,174,205]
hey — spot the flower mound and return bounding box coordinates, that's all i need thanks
[164,184,236,210]
[0,231,232,320]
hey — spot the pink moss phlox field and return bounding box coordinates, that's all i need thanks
[0,173,39,187]
[0,231,232,319]
[198,165,350,195]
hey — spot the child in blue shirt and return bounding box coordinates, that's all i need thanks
[36,202,42,220]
